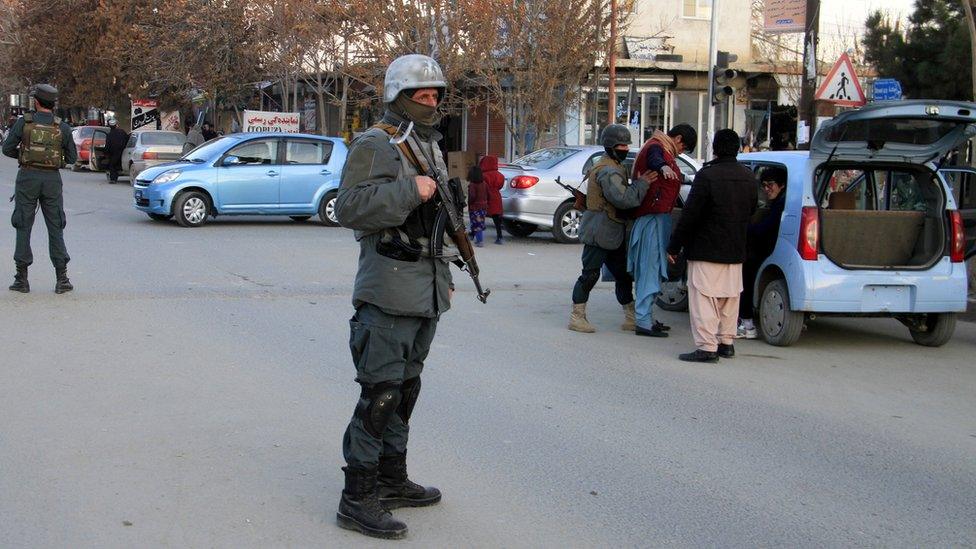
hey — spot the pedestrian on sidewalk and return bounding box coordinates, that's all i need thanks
[738,166,787,339]
[628,124,697,338]
[667,129,757,363]
[3,84,78,294]
[480,155,505,244]
[467,164,488,247]
[569,124,649,333]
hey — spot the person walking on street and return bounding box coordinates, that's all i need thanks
[183,123,204,153]
[480,155,505,244]
[467,164,488,247]
[201,122,218,142]
[3,84,78,294]
[105,117,128,184]
[738,166,787,339]
[569,124,649,333]
[667,129,757,362]
[628,124,697,338]
[333,54,452,540]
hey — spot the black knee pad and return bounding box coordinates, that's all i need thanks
[355,381,402,439]
[396,377,422,424]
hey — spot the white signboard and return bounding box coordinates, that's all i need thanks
[815,53,866,107]
[764,0,806,34]
[242,110,300,133]
[131,99,160,131]
[161,111,181,132]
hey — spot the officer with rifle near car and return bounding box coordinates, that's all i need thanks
[333,53,487,540]
[3,84,77,294]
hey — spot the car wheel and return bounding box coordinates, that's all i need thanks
[319,191,339,226]
[290,215,312,222]
[504,219,537,238]
[551,202,582,244]
[656,279,689,312]
[758,279,804,346]
[174,191,210,228]
[147,213,172,221]
[908,313,956,347]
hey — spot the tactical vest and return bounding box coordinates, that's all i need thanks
[374,123,447,247]
[20,112,64,169]
[585,156,627,224]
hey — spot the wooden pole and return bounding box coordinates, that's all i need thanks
[798,0,820,150]
[608,0,617,124]
[962,0,976,101]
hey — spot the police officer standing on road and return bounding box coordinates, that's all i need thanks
[569,124,650,333]
[333,54,452,540]
[3,84,77,294]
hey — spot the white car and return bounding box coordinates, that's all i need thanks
[499,145,700,243]
[122,130,186,182]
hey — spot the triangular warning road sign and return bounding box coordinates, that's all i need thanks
[815,53,866,107]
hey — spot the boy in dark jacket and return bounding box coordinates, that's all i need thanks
[667,129,758,363]
[738,166,787,338]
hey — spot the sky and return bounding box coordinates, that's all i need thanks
[819,0,916,42]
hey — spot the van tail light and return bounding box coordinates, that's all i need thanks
[510,175,539,189]
[142,151,159,160]
[949,210,965,263]
[798,206,819,260]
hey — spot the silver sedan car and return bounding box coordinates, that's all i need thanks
[121,130,186,182]
[499,145,700,243]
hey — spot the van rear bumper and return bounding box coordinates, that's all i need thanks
[787,256,968,313]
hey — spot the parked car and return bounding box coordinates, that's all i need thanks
[70,125,109,171]
[132,132,347,227]
[499,145,700,243]
[121,130,186,181]
[681,100,973,348]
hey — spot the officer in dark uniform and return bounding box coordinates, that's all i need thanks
[333,54,452,540]
[3,84,77,294]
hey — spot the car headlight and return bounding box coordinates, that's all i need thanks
[152,170,182,185]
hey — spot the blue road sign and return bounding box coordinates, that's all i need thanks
[873,79,903,101]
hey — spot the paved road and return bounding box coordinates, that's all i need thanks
[1,157,974,548]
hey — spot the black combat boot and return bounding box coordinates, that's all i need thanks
[378,453,442,509]
[337,466,408,540]
[8,263,29,293]
[54,265,73,294]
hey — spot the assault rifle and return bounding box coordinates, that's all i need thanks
[389,122,490,304]
[554,176,586,210]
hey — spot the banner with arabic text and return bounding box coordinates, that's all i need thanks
[764,0,805,34]
[242,110,300,133]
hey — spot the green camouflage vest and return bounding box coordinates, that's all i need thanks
[20,112,63,169]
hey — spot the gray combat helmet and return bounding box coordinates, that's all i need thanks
[383,54,447,104]
[30,83,58,106]
[600,124,632,148]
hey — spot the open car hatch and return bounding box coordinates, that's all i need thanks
[811,100,976,164]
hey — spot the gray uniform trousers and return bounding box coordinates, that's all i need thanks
[342,303,438,470]
[11,167,69,267]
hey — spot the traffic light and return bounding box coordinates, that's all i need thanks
[711,51,739,105]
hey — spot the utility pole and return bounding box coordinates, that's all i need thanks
[608,0,617,124]
[705,0,720,160]
[798,0,821,150]
[961,0,976,101]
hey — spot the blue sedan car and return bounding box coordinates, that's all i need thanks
[132,132,348,227]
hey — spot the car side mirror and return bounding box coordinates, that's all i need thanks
[222,155,241,166]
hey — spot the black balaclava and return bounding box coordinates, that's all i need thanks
[605,147,628,163]
[393,91,439,127]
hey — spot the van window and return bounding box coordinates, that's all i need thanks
[228,139,278,165]
[285,140,333,164]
